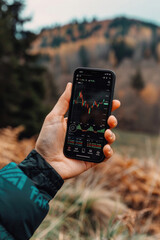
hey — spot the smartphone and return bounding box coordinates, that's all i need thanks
[63,67,116,163]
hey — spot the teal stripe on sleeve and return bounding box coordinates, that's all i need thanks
[0,224,15,240]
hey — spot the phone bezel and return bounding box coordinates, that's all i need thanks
[63,67,116,163]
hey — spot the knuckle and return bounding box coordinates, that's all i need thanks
[45,114,50,121]
[45,113,53,122]
[107,132,116,143]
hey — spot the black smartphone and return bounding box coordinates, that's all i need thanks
[63,67,116,163]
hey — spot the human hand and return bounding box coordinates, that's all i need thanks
[35,83,120,180]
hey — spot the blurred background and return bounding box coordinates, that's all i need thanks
[0,0,160,239]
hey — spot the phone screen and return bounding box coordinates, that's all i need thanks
[64,68,115,162]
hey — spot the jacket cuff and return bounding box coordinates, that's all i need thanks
[18,150,64,199]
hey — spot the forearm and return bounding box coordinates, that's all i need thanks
[0,150,64,240]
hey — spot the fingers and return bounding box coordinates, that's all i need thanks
[51,83,72,117]
[111,100,121,112]
[103,100,119,160]
[64,117,68,123]
[104,129,116,144]
[103,144,113,159]
[64,117,68,127]
[107,115,117,129]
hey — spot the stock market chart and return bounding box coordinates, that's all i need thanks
[65,69,113,161]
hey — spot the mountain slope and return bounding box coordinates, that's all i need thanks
[29,17,160,134]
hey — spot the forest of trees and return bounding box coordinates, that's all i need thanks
[0,0,54,137]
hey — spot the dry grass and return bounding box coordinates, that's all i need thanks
[0,126,35,168]
[0,126,160,239]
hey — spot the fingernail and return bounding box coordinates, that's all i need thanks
[108,130,113,139]
[106,145,111,152]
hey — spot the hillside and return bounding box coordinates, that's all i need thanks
[30,17,160,60]
[29,17,160,134]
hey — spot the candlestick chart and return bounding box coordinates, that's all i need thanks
[71,88,109,133]
[73,91,108,114]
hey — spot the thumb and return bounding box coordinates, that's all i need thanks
[51,82,72,116]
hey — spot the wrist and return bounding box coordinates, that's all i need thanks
[19,149,64,198]
[35,147,65,180]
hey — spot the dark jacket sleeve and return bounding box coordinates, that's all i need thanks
[0,150,64,240]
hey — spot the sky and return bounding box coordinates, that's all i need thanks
[23,0,160,32]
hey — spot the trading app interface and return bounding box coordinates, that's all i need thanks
[65,70,113,161]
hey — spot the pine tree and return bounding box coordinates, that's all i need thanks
[78,46,89,67]
[131,69,145,92]
[0,0,47,137]
[111,39,134,64]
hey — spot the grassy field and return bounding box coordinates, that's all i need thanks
[113,129,160,160]
[31,130,160,240]
[0,127,160,240]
